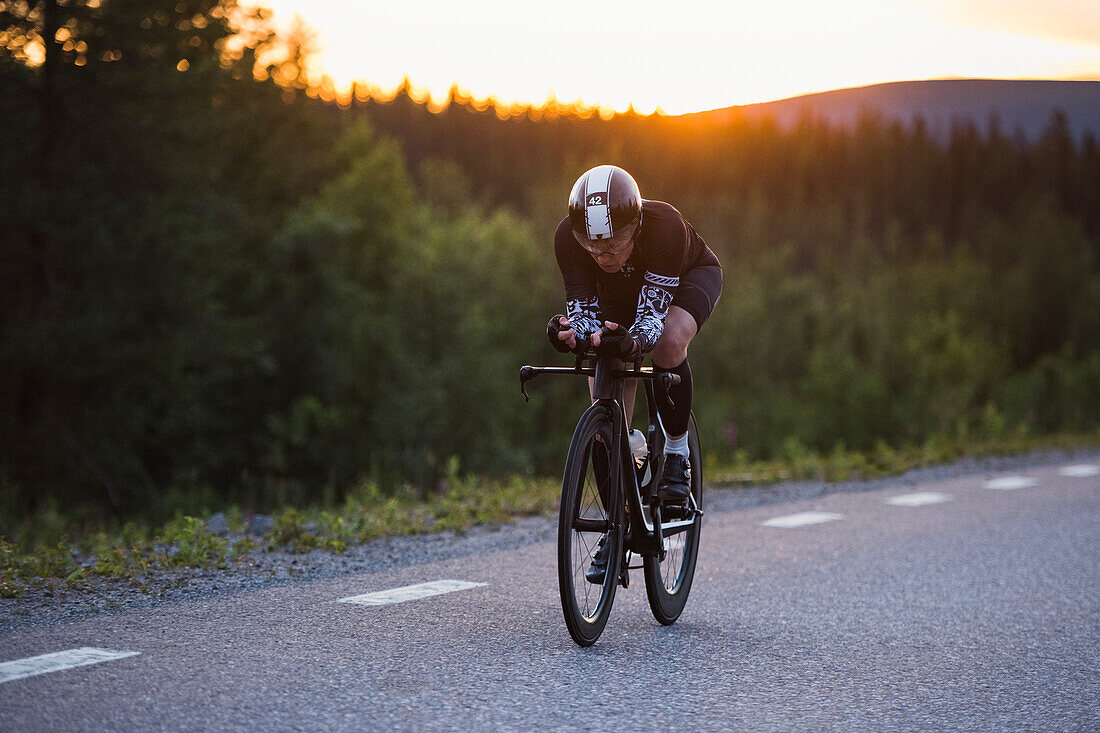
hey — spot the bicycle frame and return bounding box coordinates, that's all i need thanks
[521,351,701,562]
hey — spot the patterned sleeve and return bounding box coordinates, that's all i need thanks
[554,217,604,340]
[630,272,678,352]
[566,296,603,340]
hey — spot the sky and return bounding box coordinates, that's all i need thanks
[249,0,1100,115]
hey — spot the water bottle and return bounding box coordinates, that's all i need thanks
[628,428,651,480]
[628,429,646,464]
[628,429,653,486]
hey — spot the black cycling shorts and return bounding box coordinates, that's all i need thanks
[672,263,723,330]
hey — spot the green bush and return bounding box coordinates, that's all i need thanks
[157,516,227,568]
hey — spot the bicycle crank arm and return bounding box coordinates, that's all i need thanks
[652,504,666,562]
[663,505,704,521]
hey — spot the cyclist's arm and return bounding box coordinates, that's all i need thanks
[554,218,603,341]
[628,273,677,352]
[565,297,602,342]
[627,205,689,352]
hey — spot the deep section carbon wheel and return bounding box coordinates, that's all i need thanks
[558,404,623,646]
[643,413,703,625]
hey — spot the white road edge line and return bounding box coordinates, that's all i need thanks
[0,647,140,685]
[762,511,843,528]
[1060,464,1100,478]
[338,579,487,607]
[886,492,953,507]
[984,476,1038,490]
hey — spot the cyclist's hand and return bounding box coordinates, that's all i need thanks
[593,321,639,359]
[547,314,577,353]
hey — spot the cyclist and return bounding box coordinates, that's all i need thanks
[547,163,722,515]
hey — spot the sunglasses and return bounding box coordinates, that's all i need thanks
[578,223,639,258]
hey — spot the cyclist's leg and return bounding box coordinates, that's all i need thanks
[653,264,722,438]
[652,306,697,442]
[622,379,638,427]
[653,265,722,499]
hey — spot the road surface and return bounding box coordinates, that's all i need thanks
[2,458,1098,730]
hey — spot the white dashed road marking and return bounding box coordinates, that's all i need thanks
[886,492,953,507]
[984,476,1038,490]
[1060,464,1100,478]
[0,648,140,684]
[338,579,487,607]
[762,511,843,528]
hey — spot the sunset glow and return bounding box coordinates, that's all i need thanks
[249,0,1100,115]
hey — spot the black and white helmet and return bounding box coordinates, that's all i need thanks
[567,164,642,242]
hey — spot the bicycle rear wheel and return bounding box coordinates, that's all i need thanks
[643,413,703,625]
[558,404,623,647]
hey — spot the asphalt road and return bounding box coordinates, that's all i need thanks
[2,459,1098,731]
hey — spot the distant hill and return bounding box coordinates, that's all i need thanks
[689,79,1100,141]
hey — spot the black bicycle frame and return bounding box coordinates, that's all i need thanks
[521,351,698,561]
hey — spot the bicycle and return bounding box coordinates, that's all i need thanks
[521,348,704,646]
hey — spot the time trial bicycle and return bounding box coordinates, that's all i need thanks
[521,348,703,646]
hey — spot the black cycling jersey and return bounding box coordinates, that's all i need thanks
[554,200,721,352]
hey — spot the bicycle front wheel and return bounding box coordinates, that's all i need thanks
[643,413,703,625]
[558,403,623,647]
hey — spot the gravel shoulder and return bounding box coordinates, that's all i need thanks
[3,446,1098,633]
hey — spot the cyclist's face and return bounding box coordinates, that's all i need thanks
[576,223,638,272]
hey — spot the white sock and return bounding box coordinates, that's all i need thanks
[660,416,689,457]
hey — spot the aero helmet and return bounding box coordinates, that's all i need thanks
[568,165,642,242]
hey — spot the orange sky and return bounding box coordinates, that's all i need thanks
[249,0,1100,115]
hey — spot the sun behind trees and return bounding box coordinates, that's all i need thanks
[1,1,1098,530]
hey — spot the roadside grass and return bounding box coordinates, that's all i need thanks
[0,473,561,599]
[708,431,1100,486]
[2,431,1097,598]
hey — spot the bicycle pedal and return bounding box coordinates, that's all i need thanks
[619,564,630,589]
